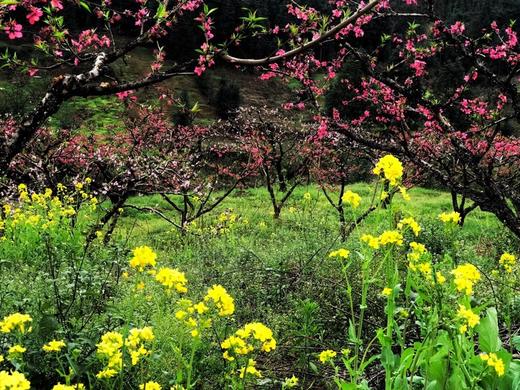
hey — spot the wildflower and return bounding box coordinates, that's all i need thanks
[204,285,235,316]
[373,155,403,185]
[318,349,337,364]
[380,191,389,201]
[155,268,188,293]
[439,211,461,224]
[222,322,276,361]
[397,217,421,236]
[283,376,299,388]
[342,190,361,208]
[407,242,427,265]
[96,331,124,376]
[8,345,26,355]
[42,340,66,352]
[238,359,262,378]
[328,248,350,259]
[52,384,85,390]
[139,381,162,390]
[0,371,31,389]
[435,271,446,285]
[303,192,311,201]
[451,263,481,296]
[378,230,404,246]
[399,186,411,201]
[499,252,516,273]
[96,368,119,379]
[457,305,480,333]
[361,234,380,249]
[418,262,433,280]
[381,287,392,297]
[480,353,505,376]
[0,313,32,334]
[129,246,157,271]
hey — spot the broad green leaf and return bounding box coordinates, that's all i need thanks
[477,307,501,353]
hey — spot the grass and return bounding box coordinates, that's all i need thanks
[107,183,518,385]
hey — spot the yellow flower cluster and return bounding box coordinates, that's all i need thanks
[451,263,481,296]
[221,322,276,362]
[361,234,380,249]
[439,211,461,224]
[361,230,403,249]
[52,384,85,390]
[499,252,516,273]
[155,268,188,293]
[5,182,97,233]
[8,345,26,356]
[318,349,337,364]
[341,190,361,208]
[381,287,393,297]
[0,313,32,334]
[457,305,480,334]
[378,230,404,246]
[204,285,235,317]
[96,327,155,378]
[96,331,124,379]
[0,370,31,390]
[139,382,162,390]
[238,359,262,378]
[125,327,155,366]
[397,217,421,236]
[129,246,157,271]
[373,155,403,185]
[283,376,299,388]
[175,298,212,338]
[328,248,350,259]
[42,340,66,353]
[480,353,505,376]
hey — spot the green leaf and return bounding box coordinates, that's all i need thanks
[477,307,501,353]
[79,1,91,12]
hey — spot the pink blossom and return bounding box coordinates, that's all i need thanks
[26,7,43,25]
[410,60,426,77]
[50,0,63,10]
[28,68,39,77]
[449,21,465,36]
[5,23,23,40]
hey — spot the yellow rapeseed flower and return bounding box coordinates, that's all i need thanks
[381,287,393,297]
[451,263,481,296]
[283,376,299,388]
[457,305,480,333]
[361,234,380,249]
[155,268,188,293]
[318,349,337,364]
[342,190,361,208]
[373,155,403,185]
[480,353,505,376]
[238,359,262,378]
[499,252,516,273]
[52,384,85,390]
[129,246,157,271]
[0,371,31,389]
[204,285,235,316]
[0,313,32,334]
[378,230,404,246]
[139,381,162,390]
[42,340,66,353]
[8,345,26,355]
[397,217,421,236]
[328,248,350,259]
[439,211,461,224]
